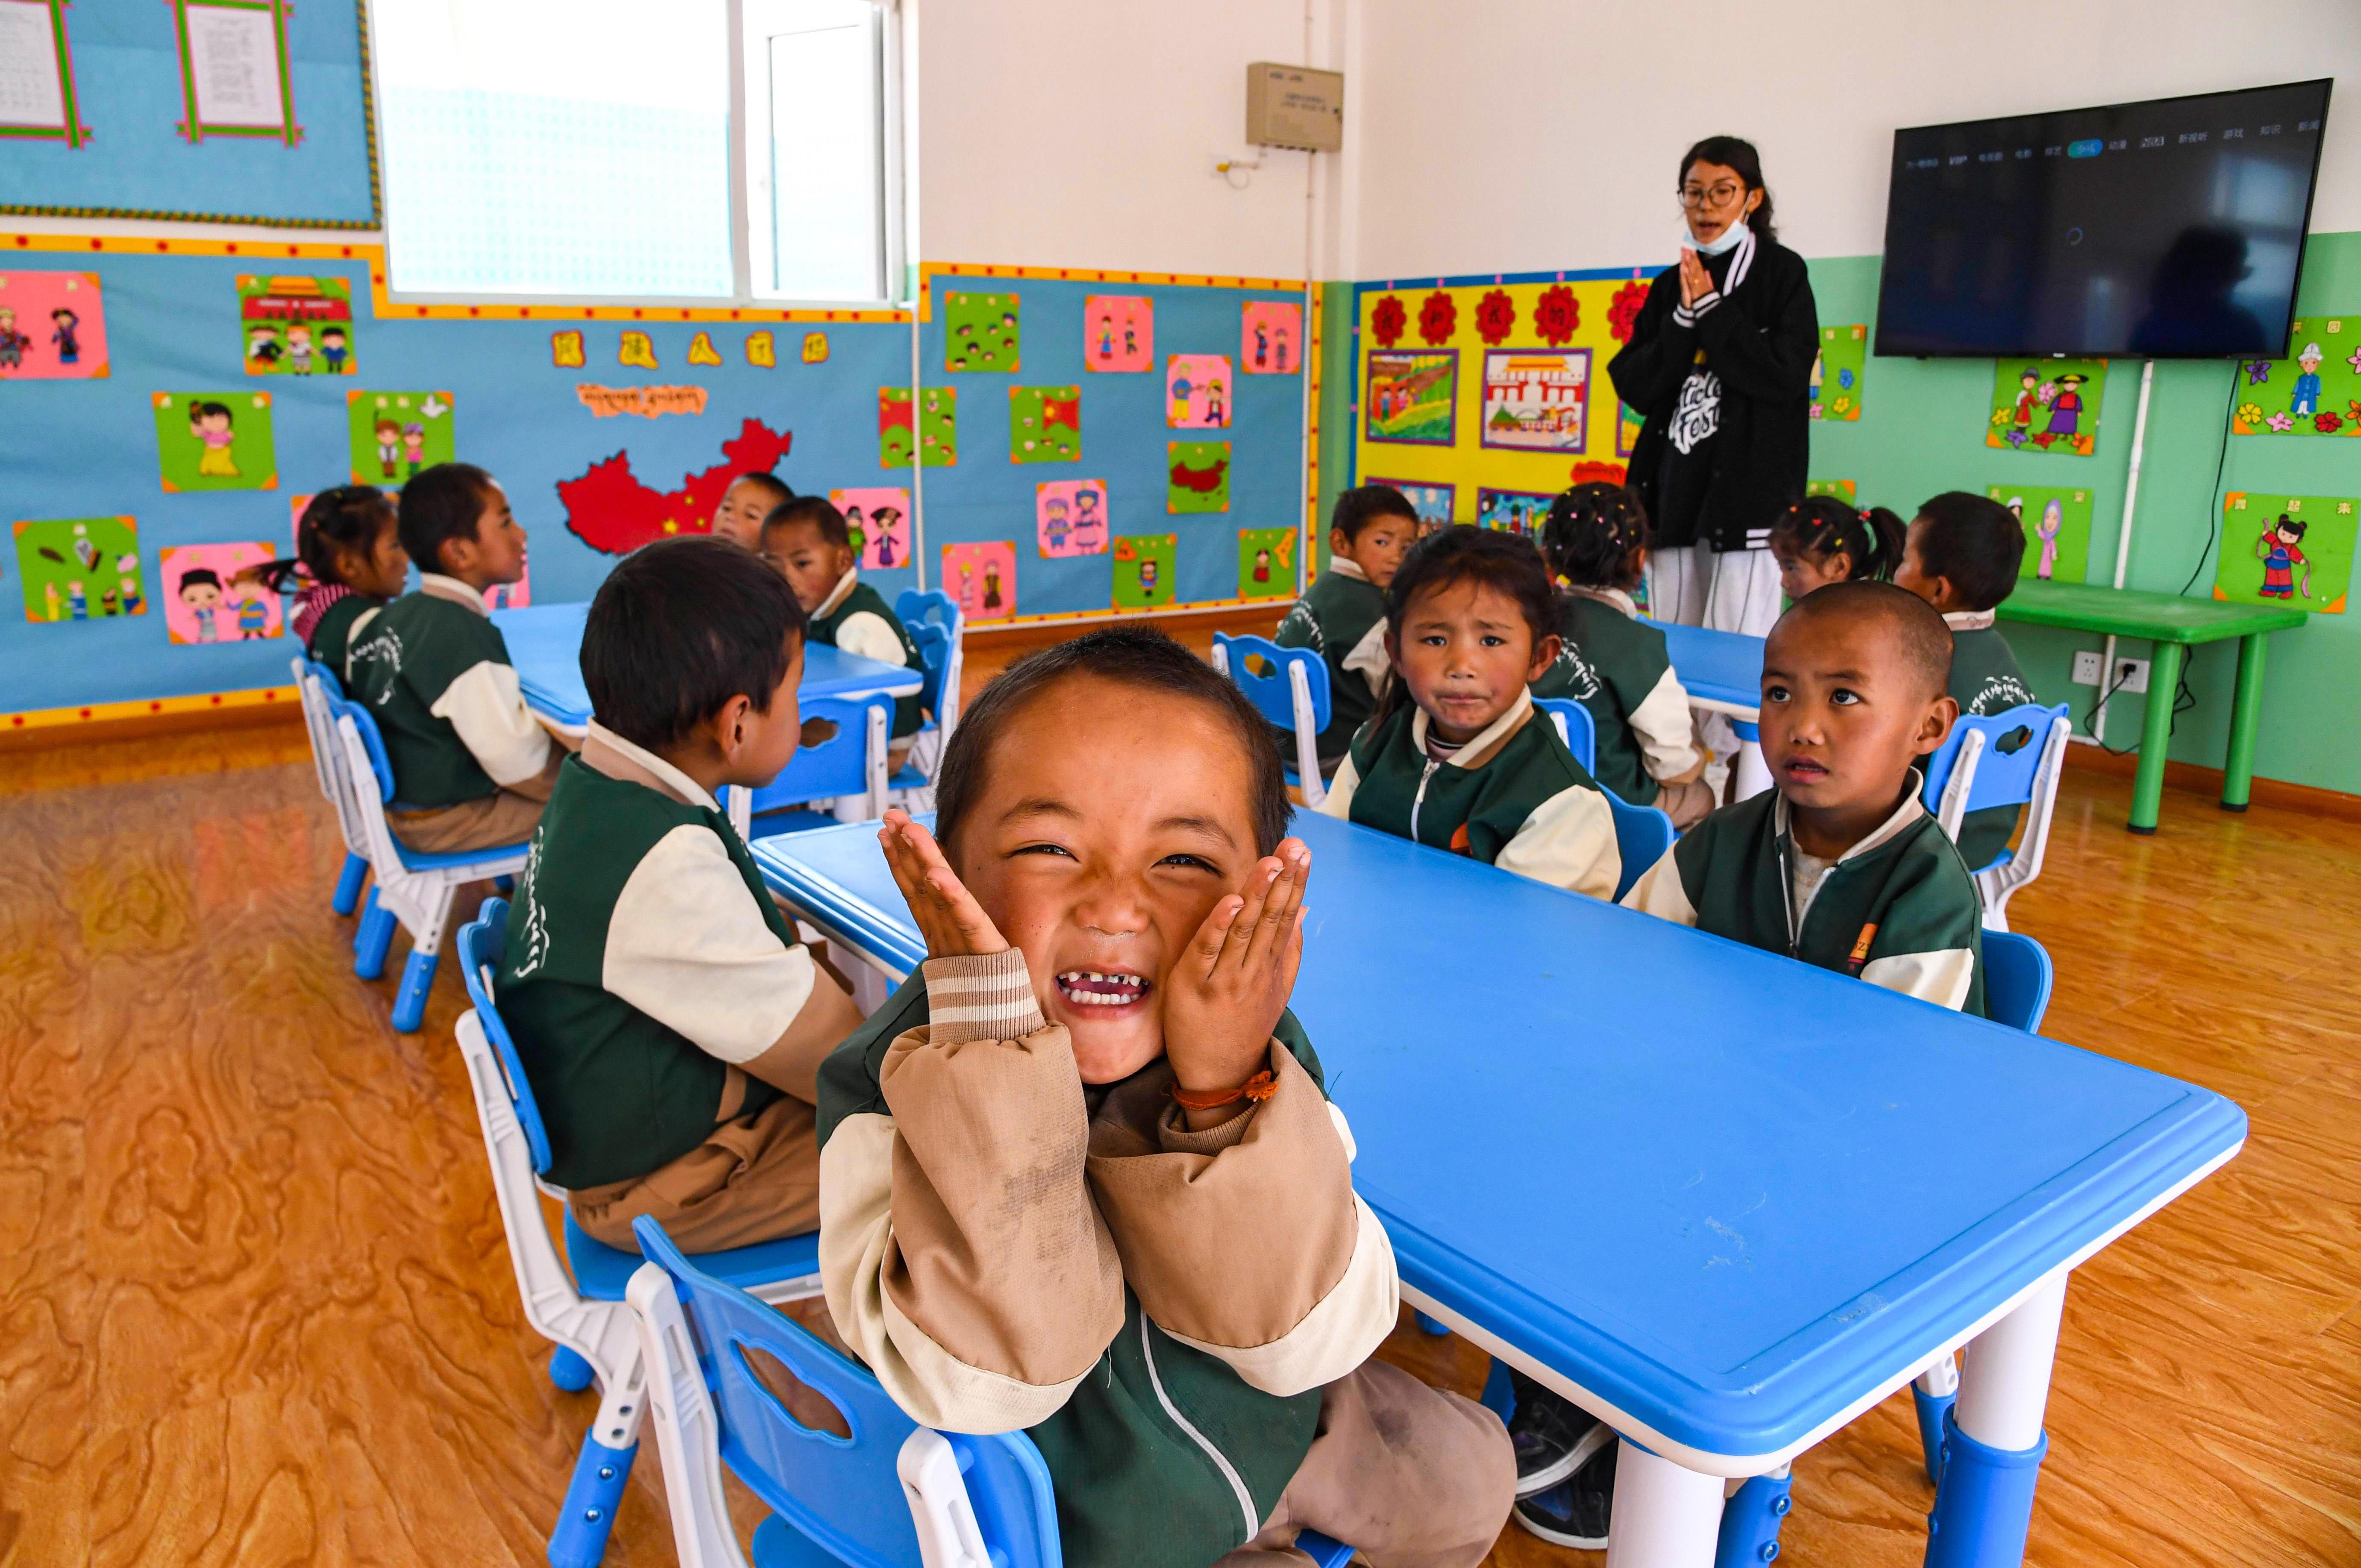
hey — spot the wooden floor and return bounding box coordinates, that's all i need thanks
[3,717,2356,1568]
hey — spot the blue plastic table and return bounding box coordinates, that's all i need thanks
[752,813,2242,1566]
[1645,617,1765,718]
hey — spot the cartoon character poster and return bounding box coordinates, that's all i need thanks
[942,541,1016,623]
[1166,355,1233,429]
[238,275,357,376]
[1810,325,1866,421]
[1036,480,1109,558]
[1237,527,1297,599]
[1010,386,1081,463]
[1805,479,1858,504]
[13,517,144,623]
[158,542,283,644]
[1365,350,1457,445]
[1475,487,1555,538]
[2232,318,2361,436]
[0,271,107,379]
[1167,442,1230,514]
[153,391,278,492]
[944,291,1019,373]
[2213,492,2356,613]
[1987,484,2093,584]
[1084,294,1153,373]
[1112,534,1178,611]
[1366,478,1455,531]
[1480,349,1589,453]
[830,487,913,570]
[1987,358,2106,455]
[345,391,454,485]
[1240,301,1301,375]
[880,387,957,467]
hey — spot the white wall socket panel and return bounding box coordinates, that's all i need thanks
[2072,650,2104,685]
[2114,657,2150,694]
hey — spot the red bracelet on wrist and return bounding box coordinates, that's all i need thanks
[1169,1069,1278,1111]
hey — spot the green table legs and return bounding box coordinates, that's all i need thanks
[2221,633,2268,812]
[2127,640,2188,835]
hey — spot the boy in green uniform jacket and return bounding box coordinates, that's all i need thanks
[1275,485,1417,773]
[817,629,1513,1568]
[760,495,926,770]
[496,537,862,1249]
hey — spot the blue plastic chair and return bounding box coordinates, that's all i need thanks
[747,695,892,839]
[452,903,824,1568]
[1980,929,2054,1035]
[291,655,372,916]
[1604,788,1675,903]
[1921,702,2072,930]
[893,587,960,636]
[1213,632,1333,807]
[1532,696,1598,773]
[886,620,960,797]
[627,1215,1355,1568]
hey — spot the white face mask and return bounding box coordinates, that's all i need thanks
[1683,214,1751,256]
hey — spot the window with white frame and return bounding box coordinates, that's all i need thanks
[369,0,901,304]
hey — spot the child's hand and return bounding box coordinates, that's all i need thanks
[878,808,1008,959]
[1162,840,1310,1107]
[1678,247,1712,311]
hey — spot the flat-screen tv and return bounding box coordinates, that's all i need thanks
[1876,81,2331,359]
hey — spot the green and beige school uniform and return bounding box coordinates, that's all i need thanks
[1529,585,1703,807]
[306,592,383,684]
[1274,558,1390,767]
[1319,688,1621,900]
[1621,778,1987,1016]
[1944,608,2038,874]
[495,722,860,1251]
[807,567,924,741]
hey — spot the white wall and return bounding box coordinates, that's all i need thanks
[1351,0,2361,276]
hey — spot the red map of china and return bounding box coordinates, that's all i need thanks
[557,418,793,555]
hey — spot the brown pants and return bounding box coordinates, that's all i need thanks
[1216,1358,1515,1568]
[1654,775,1718,831]
[569,1091,821,1253]
[388,752,565,854]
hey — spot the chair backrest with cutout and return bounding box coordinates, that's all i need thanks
[907,622,953,718]
[1214,633,1332,735]
[894,589,960,637]
[748,696,890,817]
[1532,697,1598,773]
[1604,789,1675,903]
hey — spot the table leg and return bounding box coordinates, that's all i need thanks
[1606,1439,1726,1568]
[2220,633,2267,812]
[1730,720,1773,804]
[2126,641,2187,835]
[1924,1273,2067,1568]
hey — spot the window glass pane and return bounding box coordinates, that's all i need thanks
[749,0,882,300]
[376,0,732,297]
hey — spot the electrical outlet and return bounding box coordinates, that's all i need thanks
[2072,650,2104,686]
[2114,657,2150,694]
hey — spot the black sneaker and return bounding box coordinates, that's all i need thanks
[1508,1385,1610,1497]
[1512,1442,1617,1550]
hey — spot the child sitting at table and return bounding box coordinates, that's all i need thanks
[1319,525,1621,899]
[347,464,570,853]
[758,494,924,770]
[711,470,792,550]
[237,484,411,681]
[818,628,1514,1568]
[1768,493,1907,600]
[1530,482,1715,828]
[1895,491,2037,873]
[1275,484,1418,773]
[497,536,862,1249]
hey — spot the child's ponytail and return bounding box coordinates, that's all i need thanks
[1768,496,1906,583]
[268,485,396,591]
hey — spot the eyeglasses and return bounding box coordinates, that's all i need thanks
[1677,181,1746,210]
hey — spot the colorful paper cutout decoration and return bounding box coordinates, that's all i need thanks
[0,271,107,379]
[1568,460,1626,488]
[14,517,143,624]
[237,275,355,376]
[1036,479,1110,558]
[153,391,276,492]
[576,384,710,418]
[944,291,1019,373]
[1166,355,1233,429]
[1480,349,1589,453]
[687,332,724,367]
[1112,534,1178,611]
[2232,319,2361,436]
[159,541,282,644]
[1810,325,1866,421]
[1238,528,1297,599]
[802,332,829,364]
[1987,358,2106,455]
[2214,492,2356,613]
[1986,484,2092,584]
[1364,478,1454,530]
[1241,302,1301,375]
[289,491,312,546]
[1365,349,1457,445]
[558,417,792,555]
[879,387,957,467]
[346,390,454,485]
[1475,487,1554,538]
[942,541,1016,623]
[746,331,776,367]
[831,488,913,570]
[1617,399,1643,458]
[1085,295,1153,372]
[620,331,658,369]
[1805,479,1858,503]
[1010,386,1081,463]
[1167,442,1230,514]
[551,330,587,368]
[0,0,91,147]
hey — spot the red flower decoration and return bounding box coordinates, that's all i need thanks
[1417,290,1458,346]
[1370,294,1407,348]
[1607,280,1649,343]
[1534,285,1580,346]
[1474,288,1516,346]
[1569,461,1627,487]
[2315,411,2344,434]
[2032,432,2057,449]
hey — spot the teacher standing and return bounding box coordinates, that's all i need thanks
[1609,136,1817,635]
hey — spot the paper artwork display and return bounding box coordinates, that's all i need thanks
[558,417,791,555]
[238,275,354,375]
[1987,358,2106,455]
[942,542,1016,623]
[154,390,276,492]
[159,541,282,644]
[1480,349,1589,453]
[944,291,1019,373]
[2232,318,2361,436]
[1112,534,1178,611]
[1240,302,1301,375]
[0,0,89,145]
[173,0,298,144]
[1166,355,1233,429]
[831,487,913,570]
[1805,479,1858,503]
[1238,528,1297,600]
[880,387,957,467]
[1617,399,1643,458]
[1036,480,1109,558]
[1365,350,1457,446]
[551,331,586,367]
[1366,479,1455,531]
[1987,484,2092,584]
[1010,386,1081,463]
[1810,326,1866,421]
[1475,487,1555,538]
[14,517,143,624]
[346,391,454,484]
[1084,295,1153,373]
[0,271,106,379]
[2214,492,2355,613]
[1167,442,1230,514]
